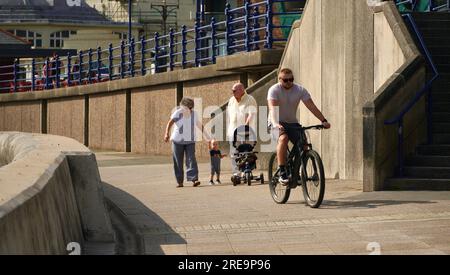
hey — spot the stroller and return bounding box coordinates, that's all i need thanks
[230,125,265,186]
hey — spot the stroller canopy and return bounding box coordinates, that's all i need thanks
[232,125,257,149]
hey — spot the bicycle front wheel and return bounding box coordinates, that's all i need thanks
[268,153,290,204]
[301,150,325,208]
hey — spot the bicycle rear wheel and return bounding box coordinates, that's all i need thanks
[268,153,290,204]
[301,150,325,208]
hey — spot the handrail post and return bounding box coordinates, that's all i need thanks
[97,47,102,82]
[55,55,60,88]
[88,48,93,84]
[120,40,125,79]
[211,17,217,63]
[141,36,146,76]
[45,57,50,90]
[31,58,36,91]
[154,32,160,73]
[245,0,251,52]
[78,50,83,85]
[130,37,135,77]
[265,0,273,49]
[194,22,200,67]
[169,28,175,71]
[108,43,113,80]
[67,53,72,87]
[225,3,233,55]
[181,25,187,69]
[397,119,404,177]
[253,6,261,51]
[13,59,18,93]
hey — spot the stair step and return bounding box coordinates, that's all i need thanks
[423,37,450,46]
[421,28,450,37]
[435,64,450,73]
[432,81,450,89]
[433,93,450,101]
[404,166,450,178]
[416,20,450,29]
[433,122,450,133]
[385,178,450,191]
[433,74,450,82]
[432,112,450,122]
[406,155,450,166]
[429,55,450,65]
[433,102,450,111]
[428,47,450,56]
[433,133,450,144]
[417,144,450,155]
[413,12,450,21]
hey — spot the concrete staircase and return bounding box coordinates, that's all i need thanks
[386,12,450,191]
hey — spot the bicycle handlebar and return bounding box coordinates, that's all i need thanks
[286,124,325,131]
[303,125,325,131]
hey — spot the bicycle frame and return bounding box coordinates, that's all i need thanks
[273,124,323,189]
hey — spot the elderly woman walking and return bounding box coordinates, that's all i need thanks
[164,97,208,188]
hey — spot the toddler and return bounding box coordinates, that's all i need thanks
[209,139,226,185]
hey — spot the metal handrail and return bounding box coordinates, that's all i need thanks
[384,13,440,176]
[395,0,450,12]
[0,0,304,93]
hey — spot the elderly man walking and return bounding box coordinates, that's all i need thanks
[227,83,258,176]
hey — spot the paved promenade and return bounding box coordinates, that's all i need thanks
[97,152,450,255]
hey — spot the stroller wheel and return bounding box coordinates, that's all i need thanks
[231,175,240,186]
[245,172,252,186]
[260,173,265,184]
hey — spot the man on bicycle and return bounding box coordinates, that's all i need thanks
[268,68,331,184]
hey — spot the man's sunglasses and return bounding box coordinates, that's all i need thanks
[281,78,294,83]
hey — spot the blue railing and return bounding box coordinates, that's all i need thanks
[0,0,303,93]
[384,14,440,177]
[395,0,450,12]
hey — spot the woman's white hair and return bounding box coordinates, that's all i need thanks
[180,97,194,109]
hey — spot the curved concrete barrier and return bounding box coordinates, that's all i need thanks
[0,132,114,254]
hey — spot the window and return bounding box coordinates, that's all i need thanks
[50,30,76,48]
[7,30,43,48]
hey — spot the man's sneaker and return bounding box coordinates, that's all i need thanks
[193,180,201,187]
[279,173,289,186]
[209,180,215,185]
[216,179,221,184]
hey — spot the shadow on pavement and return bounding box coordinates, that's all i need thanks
[320,199,436,209]
[103,182,187,255]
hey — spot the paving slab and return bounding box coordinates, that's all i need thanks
[98,152,450,255]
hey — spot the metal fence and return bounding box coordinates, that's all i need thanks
[0,0,303,93]
[2,0,449,93]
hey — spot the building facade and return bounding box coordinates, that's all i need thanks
[0,0,140,52]
[85,0,197,36]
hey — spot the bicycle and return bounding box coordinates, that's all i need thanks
[268,124,325,208]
